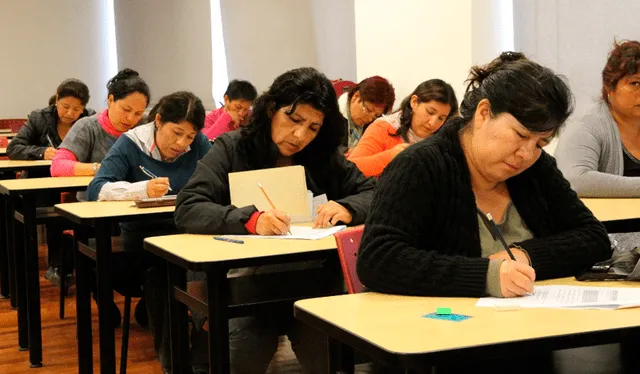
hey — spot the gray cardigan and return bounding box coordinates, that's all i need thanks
[555,101,640,197]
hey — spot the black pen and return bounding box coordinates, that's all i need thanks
[485,213,516,261]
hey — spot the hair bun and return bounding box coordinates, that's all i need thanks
[107,68,140,88]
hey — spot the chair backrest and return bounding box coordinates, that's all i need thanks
[0,118,26,132]
[333,226,365,294]
[331,79,356,97]
[0,137,8,147]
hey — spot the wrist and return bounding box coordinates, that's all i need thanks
[92,162,99,173]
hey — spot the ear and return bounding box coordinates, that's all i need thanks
[154,113,162,128]
[267,102,276,119]
[107,94,114,107]
[473,98,492,130]
[223,95,230,107]
[409,95,419,111]
[55,94,59,103]
[352,91,361,103]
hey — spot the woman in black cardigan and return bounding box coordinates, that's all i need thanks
[357,52,611,300]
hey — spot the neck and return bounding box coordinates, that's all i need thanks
[277,156,294,167]
[612,106,640,137]
[460,130,503,192]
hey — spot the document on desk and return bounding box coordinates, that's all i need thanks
[476,285,640,310]
[227,225,346,240]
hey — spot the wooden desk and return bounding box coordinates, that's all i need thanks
[294,278,640,372]
[0,159,51,173]
[0,176,91,368]
[582,198,640,233]
[0,148,6,157]
[55,201,174,374]
[144,233,339,374]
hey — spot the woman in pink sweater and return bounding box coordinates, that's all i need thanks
[348,79,458,178]
[202,79,257,140]
[50,69,150,177]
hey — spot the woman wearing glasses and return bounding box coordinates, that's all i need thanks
[348,79,458,178]
[338,76,395,152]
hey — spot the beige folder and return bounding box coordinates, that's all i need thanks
[228,165,311,223]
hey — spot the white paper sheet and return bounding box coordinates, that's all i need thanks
[227,225,346,240]
[476,285,640,310]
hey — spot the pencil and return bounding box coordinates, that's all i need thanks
[485,213,516,260]
[139,165,173,191]
[257,182,292,235]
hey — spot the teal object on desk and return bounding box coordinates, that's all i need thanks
[423,312,471,322]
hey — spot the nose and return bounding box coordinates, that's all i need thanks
[515,141,539,162]
[176,136,191,148]
[293,126,307,140]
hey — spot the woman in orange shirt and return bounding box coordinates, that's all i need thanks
[348,79,458,178]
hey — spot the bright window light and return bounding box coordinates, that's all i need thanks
[104,0,118,77]
[210,0,229,108]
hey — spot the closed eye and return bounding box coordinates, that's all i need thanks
[515,131,527,139]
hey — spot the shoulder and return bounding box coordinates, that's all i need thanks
[366,119,397,135]
[575,102,614,134]
[338,93,349,116]
[65,114,100,139]
[193,132,212,151]
[83,107,97,117]
[27,106,54,125]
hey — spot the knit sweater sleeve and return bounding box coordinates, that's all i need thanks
[356,148,491,297]
[347,121,399,178]
[174,135,257,234]
[510,154,611,280]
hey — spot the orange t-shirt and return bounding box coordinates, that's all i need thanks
[348,120,403,178]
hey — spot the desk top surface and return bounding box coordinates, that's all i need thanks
[0,176,91,194]
[295,278,640,355]
[582,198,640,222]
[0,160,51,170]
[0,148,5,155]
[144,233,337,264]
[54,200,174,221]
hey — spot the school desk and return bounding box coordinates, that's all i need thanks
[54,201,174,374]
[143,233,341,374]
[582,198,640,233]
[0,176,92,368]
[294,277,640,373]
[0,147,6,157]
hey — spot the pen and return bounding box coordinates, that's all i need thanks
[257,182,292,235]
[214,236,244,244]
[139,165,173,191]
[486,213,534,296]
[46,134,55,148]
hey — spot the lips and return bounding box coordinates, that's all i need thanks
[505,162,520,171]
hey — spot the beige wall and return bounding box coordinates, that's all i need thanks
[114,0,214,109]
[0,0,115,117]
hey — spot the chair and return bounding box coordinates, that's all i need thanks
[331,79,356,97]
[333,226,365,294]
[0,118,26,133]
[0,137,8,147]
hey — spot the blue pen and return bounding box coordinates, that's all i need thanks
[214,236,244,244]
[139,165,173,191]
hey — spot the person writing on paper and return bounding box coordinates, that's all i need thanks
[555,40,640,196]
[7,78,95,161]
[50,68,150,178]
[175,67,375,374]
[338,76,395,152]
[203,79,258,140]
[348,79,458,178]
[86,91,210,373]
[357,52,610,301]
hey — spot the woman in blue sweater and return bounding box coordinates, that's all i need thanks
[87,91,211,372]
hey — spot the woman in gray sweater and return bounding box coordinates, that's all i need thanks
[555,40,640,196]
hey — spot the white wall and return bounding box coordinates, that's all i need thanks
[514,0,640,154]
[354,0,473,108]
[115,0,214,109]
[311,0,357,82]
[0,0,114,117]
[472,0,514,65]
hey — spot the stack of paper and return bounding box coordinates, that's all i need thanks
[476,285,640,310]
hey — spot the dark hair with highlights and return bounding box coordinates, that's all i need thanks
[347,76,396,114]
[602,39,640,102]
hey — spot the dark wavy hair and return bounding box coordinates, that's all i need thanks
[456,51,573,135]
[106,68,151,105]
[55,78,91,106]
[394,79,458,141]
[147,91,206,131]
[239,67,344,169]
[602,39,640,102]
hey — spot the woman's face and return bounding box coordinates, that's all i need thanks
[349,91,385,127]
[224,96,252,126]
[154,116,197,161]
[467,99,553,184]
[270,103,324,157]
[410,98,451,138]
[56,96,85,126]
[608,73,640,121]
[107,92,148,132]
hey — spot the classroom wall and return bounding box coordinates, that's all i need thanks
[114,0,214,109]
[353,0,473,108]
[514,0,640,154]
[472,0,514,66]
[0,0,115,117]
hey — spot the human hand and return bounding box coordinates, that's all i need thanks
[390,143,410,158]
[44,147,57,160]
[146,177,170,198]
[489,248,530,265]
[255,209,291,236]
[499,260,536,298]
[313,201,352,228]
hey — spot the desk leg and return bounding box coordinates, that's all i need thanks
[207,265,230,374]
[22,197,43,367]
[327,336,354,374]
[0,195,9,299]
[10,197,29,351]
[167,261,190,374]
[95,222,116,374]
[6,196,18,309]
[74,224,93,374]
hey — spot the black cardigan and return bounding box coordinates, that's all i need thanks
[7,105,95,160]
[175,131,376,234]
[356,121,611,297]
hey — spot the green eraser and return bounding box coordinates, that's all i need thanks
[436,307,452,315]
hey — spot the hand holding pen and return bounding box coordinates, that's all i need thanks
[255,182,292,236]
[140,165,172,198]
